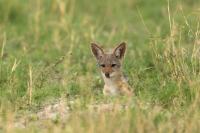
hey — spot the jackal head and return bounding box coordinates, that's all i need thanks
[91,42,126,78]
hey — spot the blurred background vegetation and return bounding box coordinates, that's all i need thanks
[0,0,200,132]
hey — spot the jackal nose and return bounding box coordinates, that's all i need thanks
[105,73,110,78]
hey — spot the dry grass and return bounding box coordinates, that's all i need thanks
[0,0,200,132]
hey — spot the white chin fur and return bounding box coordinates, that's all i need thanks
[102,72,116,78]
[101,72,117,78]
[109,72,116,78]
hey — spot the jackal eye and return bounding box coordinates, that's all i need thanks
[100,64,105,67]
[111,64,117,67]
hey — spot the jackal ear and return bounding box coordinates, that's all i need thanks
[91,43,104,59]
[113,42,126,59]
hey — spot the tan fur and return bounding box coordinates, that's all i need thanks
[102,70,132,96]
[91,42,133,96]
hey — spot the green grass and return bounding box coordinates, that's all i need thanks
[0,0,200,132]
